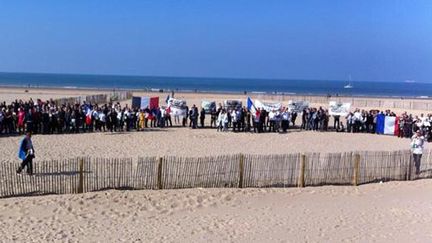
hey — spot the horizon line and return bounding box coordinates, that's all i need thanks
[0,70,424,84]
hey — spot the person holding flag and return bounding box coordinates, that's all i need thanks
[16,131,35,175]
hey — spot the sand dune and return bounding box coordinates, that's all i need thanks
[0,180,431,242]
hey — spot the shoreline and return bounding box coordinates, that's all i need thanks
[1,84,432,100]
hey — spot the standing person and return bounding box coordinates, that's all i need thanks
[200,107,206,128]
[216,109,224,132]
[138,110,145,131]
[165,106,172,127]
[210,106,217,128]
[411,130,425,175]
[231,109,237,132]
[398,115,405,138]
[281,108,290,133]
[0,108,4,134]
[245,109,251,132]
[291,111,297,127]
[222,110,229,132]
[17,108,25,134]
[16,131,35,175]
[254,108,261,133]
[190,105,198,129]
[98,109,106,132]
[182,105,189,127]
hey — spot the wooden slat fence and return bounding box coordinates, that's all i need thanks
[1,150,432,198]
[254,94,432,110]
[304,152,355,186]
[52,91,133,106]
[162,155,240,189]
[243,154,300,187]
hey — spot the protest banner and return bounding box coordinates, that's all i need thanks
[223,100,242,110]
[168,98,188,116]
[328,101,351,116]
[254,100,282,112]
[201,100,216,114]
[288,100,309,113]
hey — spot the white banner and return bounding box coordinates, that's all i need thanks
[170,107,187,116]
[167,98,187,108]
[254,100,282,112]
[384,116,396,135]
[223,100,242,110]
[328,101,351,116]
[201,100,216,114]
[167,98,187,116]
[288,100,309,113]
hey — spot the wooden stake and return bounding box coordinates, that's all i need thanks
[407,154,413,181]
[298,154,306,187]
[157,157,163,190]
[353,154,360,186]
[78,158,84,193]
[239,154,245,188]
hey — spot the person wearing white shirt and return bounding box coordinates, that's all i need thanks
[411,130,425,175]
[353,109,362,133]
[223,111,229,132]
[281,108,290,132]
[231,110,237,131]
[217,110,224,132]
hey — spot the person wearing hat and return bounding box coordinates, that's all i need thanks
[411,130,425,175]
[16,131,35,175]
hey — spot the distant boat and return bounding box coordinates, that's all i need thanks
[404,80,416,83]
[344,83,353,89]
[344,75,353,89]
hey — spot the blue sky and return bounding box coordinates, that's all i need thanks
[0,0,431,82]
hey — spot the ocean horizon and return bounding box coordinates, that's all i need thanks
[0,72,431,98]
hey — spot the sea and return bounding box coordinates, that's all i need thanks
[0,72,431,98]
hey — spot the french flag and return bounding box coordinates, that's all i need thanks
[132,96,159,110]
[376,114,399,136]
[85,105,92,125]
[247,97,256,113]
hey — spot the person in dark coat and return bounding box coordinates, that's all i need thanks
[16,131,35,175]
[200,107,206,128]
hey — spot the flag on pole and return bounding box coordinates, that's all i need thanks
[247,97,256,113]
[376,113,399,136]
[131,96,159,109]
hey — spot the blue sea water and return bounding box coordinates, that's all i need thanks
[0,72,431,98]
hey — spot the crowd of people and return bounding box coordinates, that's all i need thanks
[1,98,431,142]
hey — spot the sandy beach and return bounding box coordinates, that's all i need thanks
[1,87,432,242]
[0,128,413,162]
[2,1,431,241]
[0,180,431,242]
[0,86,424,161]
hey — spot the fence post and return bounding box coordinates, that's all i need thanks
[157,157,163,190]
[298,154,306,188]
[407,154,413,181]
[239,154,244,188]
[78,158,84,193]
[353,154,360,186]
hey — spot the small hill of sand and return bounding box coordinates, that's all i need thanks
[0,180,431,242]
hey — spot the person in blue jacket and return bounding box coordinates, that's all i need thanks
[16,131,35,175]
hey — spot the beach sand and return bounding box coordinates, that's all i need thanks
[0,180,431,242]
[2,86,432,115]
[1,87,432,242]
[0,128,413,162]
[1,87,418,161]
